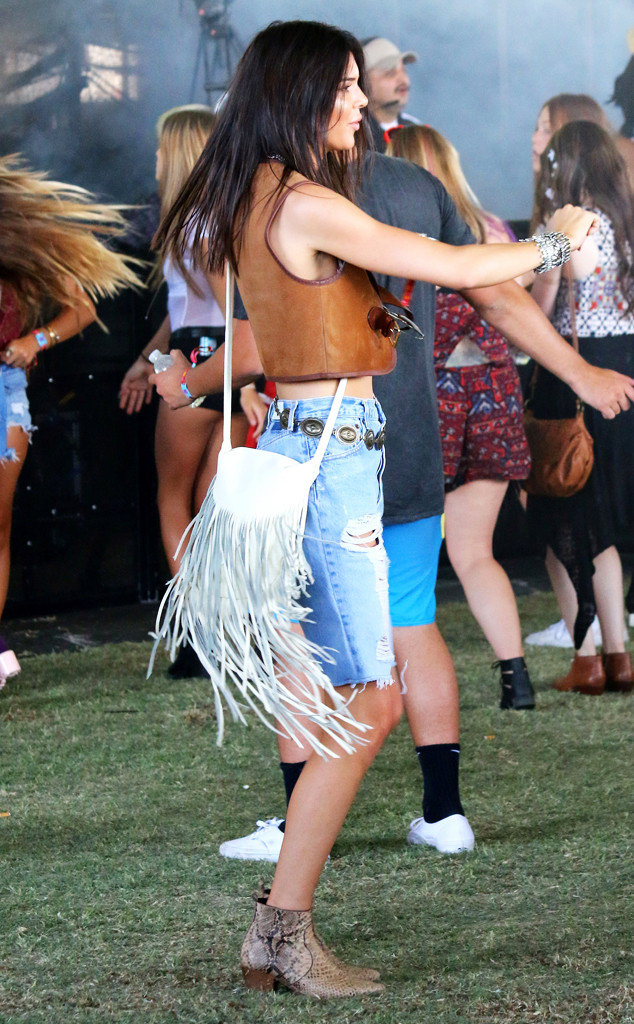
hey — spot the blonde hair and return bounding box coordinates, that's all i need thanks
[156,105,217,217]
[387,125,487,243]
[0,155,143,331]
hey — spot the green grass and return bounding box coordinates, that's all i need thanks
[1,593,633,1023]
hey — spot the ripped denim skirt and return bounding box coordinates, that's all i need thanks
[0,365,32,462]
[258,394,394,688]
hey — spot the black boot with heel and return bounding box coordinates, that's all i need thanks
[496,656,535,710]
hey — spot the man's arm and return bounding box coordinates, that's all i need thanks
[150,318,263,408]
[461,279,634,419]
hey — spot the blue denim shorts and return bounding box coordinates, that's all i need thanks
[383,515,443,627]
[258,395,394,688]
[0,365,32,461]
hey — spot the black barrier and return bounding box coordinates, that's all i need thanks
[6,286,167,615]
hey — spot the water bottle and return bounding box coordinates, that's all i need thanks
[148,349,174,373]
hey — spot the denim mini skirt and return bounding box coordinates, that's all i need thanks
[0,365,32,462]
[258,394,394,688]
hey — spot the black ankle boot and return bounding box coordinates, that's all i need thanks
[496,657,535,710]
[167,644,209,680]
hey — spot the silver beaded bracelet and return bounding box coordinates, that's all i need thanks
[520,231,572,274]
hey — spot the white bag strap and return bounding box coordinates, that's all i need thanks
[222,263,347,472]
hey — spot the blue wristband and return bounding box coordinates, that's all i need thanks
[180,371,194,400]
[33,330,49,349]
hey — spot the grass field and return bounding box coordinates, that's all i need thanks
[1,591,632,1023]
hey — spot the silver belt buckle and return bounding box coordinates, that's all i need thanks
[335,424,359,445]
[300,417,325,437]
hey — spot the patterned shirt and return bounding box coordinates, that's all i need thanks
[552,209,634,337]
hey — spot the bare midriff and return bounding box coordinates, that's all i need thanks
[276,375,374,400]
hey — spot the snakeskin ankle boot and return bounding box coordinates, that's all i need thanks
[241,895,384,997]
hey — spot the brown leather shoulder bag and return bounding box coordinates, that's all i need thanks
[522,265,594,498]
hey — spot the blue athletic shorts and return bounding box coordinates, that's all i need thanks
[383,515,442,627]
[258,394,394,688]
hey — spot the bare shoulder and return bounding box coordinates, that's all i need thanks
[281,172,342,211]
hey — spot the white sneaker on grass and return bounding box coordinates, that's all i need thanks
[524,616,603,648]
[219,817,285,862]
[407,814,475,854]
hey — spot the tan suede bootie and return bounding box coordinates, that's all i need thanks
[602,652,634,693]
[553,653,606,695]
[241,895,384,997]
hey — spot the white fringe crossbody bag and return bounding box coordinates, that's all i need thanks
[149,267,371,757]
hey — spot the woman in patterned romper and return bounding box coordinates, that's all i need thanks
[388,125,535,710]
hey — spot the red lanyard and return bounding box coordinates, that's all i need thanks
[402,279,415,308]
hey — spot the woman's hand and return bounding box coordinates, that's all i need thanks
[240,385,269,441]
[149,349,194,408]
[119,356,154,415]
[1,334,40,369]
[574,364,634,419]
[549,205,600,251]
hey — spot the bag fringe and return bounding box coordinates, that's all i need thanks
[149,481,371,757]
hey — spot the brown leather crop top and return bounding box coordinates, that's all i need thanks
[235,163,398,383]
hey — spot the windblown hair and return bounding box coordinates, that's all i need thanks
[156,105,217,217]
[0,156,143,332]
[386,124,487,243]
[535,121,634,315]
[155,19,370,275]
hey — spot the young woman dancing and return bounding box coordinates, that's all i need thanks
[119,106,249,678]
[153,20,608,998]
[529,121,634,695]
[387,123,536,710]
[0,156,141,689]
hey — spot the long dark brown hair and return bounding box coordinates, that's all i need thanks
[155,20,370,275]
[535,120,634,315]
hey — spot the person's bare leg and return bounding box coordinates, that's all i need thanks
[154,402,223,570]
[192,411,249,513]
[393,622,459,745]
[268,680,401,910]
[444,479,523,659]
[593,546,626,654]
[545,547,596,656]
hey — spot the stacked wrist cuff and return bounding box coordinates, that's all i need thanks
[521,231,572,274]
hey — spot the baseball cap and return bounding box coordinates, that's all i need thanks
[362,37,418,72]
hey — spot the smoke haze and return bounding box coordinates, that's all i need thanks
[1,0,632,217]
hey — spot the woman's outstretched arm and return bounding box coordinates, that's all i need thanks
[279,183,597,290]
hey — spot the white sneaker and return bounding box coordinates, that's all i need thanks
[407,814,475,854]
[219,817,285,862]
[524,616,604,648]
[524,616,628,648]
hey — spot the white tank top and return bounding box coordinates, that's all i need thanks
[164,254,224,330]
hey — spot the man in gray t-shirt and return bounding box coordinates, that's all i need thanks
[359,153,476,854]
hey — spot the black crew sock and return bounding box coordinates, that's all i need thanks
[415,743,464,823]
[278,760,307,833]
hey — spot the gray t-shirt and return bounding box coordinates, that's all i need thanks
[359,154,474,524]
[234,154,474,524]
